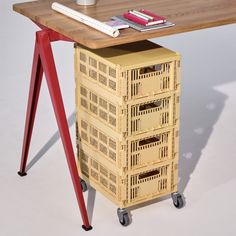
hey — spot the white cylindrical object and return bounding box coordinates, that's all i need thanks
[76,0,96,5]
[52,2,120,38]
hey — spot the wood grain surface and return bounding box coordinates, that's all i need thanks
[13,0,236,49]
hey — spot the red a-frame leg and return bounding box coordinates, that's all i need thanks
[18,29,92,231]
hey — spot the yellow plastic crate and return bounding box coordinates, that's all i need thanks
[75,40,180,100]
[78,148,178,208]
[76,82,180,136]
[76,111,179,171]
[75,41,183,221]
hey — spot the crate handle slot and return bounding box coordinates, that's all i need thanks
[139,64,162,75]
[139,135,160,146]
[139,100,162,111]
[138,169,160,180]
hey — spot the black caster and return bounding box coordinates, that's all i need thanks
[117,208,130,226]
[80,179,88,192]
[171,192,184,209]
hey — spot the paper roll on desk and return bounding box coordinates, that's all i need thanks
[51,2,120,38]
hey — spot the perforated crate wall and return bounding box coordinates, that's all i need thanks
[78,149,178,208]
[76,82,180,136]
[76,113,179,171]
[75,41,180,100]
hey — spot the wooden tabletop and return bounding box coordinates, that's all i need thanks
[13,0,236,49]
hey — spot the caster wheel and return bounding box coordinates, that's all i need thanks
[117,208,130,226]
[80,179,88,192]
[119,213,130,226]
[172,192,184,209]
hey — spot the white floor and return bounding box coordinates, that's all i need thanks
[1,1,236,235]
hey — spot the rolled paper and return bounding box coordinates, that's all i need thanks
[52,2,120,38]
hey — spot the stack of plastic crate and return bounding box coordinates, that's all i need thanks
[75,40,183,226]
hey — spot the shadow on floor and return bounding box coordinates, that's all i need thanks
[178,86,227,194]
[25,112,76,172]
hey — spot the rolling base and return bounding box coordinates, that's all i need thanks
[18,171,27,177]
[82,225,93,231]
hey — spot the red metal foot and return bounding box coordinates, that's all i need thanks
[82,225,93,231]
[17,171,27,177]
[18,28,92,230]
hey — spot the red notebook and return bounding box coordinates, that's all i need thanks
[123,9,166,26]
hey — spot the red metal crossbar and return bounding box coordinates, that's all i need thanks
[17,27,92,231]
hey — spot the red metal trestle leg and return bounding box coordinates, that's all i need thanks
[18,40,43,176]
[18,29,92,231]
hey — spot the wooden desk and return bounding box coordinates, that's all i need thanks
[13,0,236,231]
[14,0,236,49]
